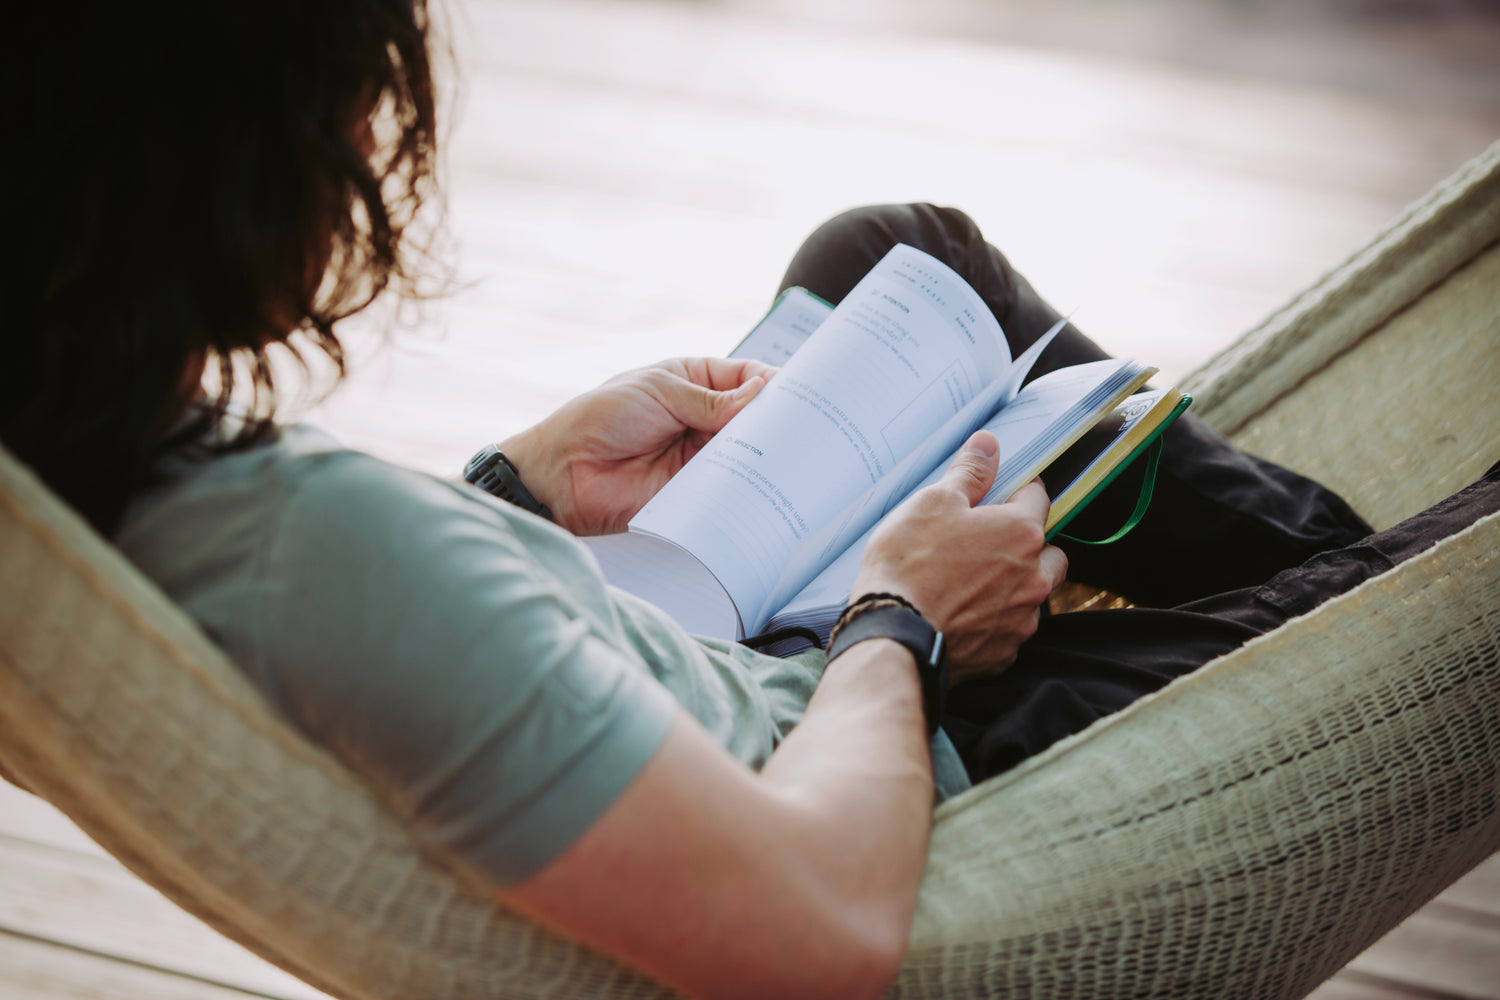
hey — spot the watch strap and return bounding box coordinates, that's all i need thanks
[463,444,554,521]
[826,600,947,736]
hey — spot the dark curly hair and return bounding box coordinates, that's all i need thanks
[4,2,440,533]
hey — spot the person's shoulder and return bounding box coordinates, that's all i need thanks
[238,423,446,511]
[272,429,550,567]
[119,422,514,593]
[137,421,492,536]
[122,423,353,531]
[115,423,342,579]
[276,428,461,528]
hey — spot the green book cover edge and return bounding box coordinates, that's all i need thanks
[1044,393,1193,543]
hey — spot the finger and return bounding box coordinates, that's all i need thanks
[670,356,779,393]
[655,370,766,434]
[1003,479,1051,526]
[937,431,999,508]
[1039,543,1070,591]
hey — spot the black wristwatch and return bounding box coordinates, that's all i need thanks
[826,594,948,736]
[463,444,554,521]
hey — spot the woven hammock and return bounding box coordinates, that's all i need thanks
[2,141,1498,1000]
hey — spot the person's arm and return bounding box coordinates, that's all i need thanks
[497,356,775,535]
[498,431,1067,999]
[503,640,930,1000]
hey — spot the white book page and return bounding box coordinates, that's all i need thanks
[977,360,1152,504]
[582,532,743,639]
[768,359,1146,633]
[583,288,833,637]
[748,318,1069,631]
[630,244,1011,627]
[731,287,833,366]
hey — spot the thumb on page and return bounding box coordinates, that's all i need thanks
[941,431,1000,507]
[661,371,766,434]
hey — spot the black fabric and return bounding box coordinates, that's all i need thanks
[945,466,1500,780]
[779,204,1498,783]
[778,204,1375,608]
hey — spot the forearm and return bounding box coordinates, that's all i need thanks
[499,430,1059,998]
[501,640,933,1000]
[755,638,935,989]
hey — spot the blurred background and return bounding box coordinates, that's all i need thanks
[6,5,1499,999]
[298,0,1499,476]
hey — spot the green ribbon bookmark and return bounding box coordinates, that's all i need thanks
[1056,436,1163,546]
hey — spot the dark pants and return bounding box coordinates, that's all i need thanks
[779,204,1500,783]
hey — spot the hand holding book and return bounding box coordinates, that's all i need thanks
[496,356,776,536]
[852,433,1069,677]
[584,244,1189,645]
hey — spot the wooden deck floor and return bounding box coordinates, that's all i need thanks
[4,0,1498,996]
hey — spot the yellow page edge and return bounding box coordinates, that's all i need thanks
[1044,391,1193,540]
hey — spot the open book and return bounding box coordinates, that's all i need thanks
[585,244,1188,642]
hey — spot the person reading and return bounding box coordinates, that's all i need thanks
[9,4,1498,998]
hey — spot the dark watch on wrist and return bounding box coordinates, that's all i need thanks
[826,594,948,736]
[463,444,554,521]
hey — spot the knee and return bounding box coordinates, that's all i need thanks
[804,204,912,251]
[810,203,980,262]
[782,203,986,304]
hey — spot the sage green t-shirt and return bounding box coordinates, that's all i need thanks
[116,425,969,887]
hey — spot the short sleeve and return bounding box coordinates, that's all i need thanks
[260,453,678,887]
